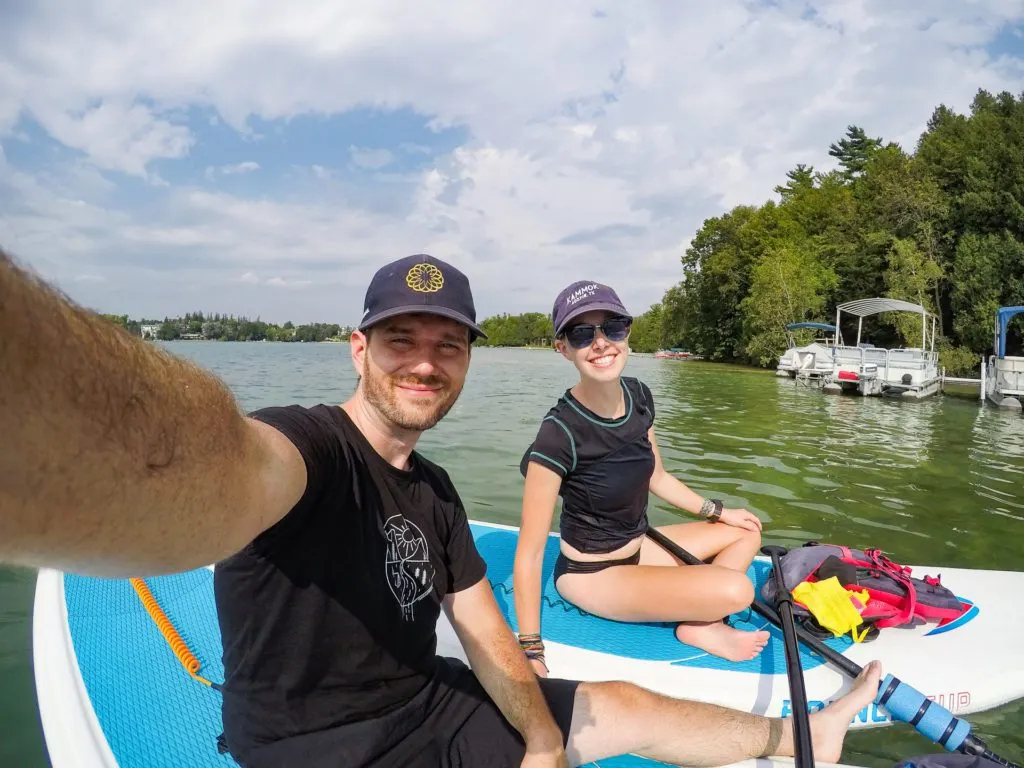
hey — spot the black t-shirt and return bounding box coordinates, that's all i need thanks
[519,377,657,553]
[214,404,488,757]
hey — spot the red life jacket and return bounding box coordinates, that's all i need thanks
[761,543,970,639]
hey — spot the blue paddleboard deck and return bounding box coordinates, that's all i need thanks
[62,539,679,766]
[472,522,851,673]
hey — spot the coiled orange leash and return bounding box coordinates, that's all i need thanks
[129,577,221,690]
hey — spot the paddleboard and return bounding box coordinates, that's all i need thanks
[442,522,1024,729]
[32,519,1024,767]
[32,567,844,768]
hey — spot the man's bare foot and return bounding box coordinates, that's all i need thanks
[804,661,884,763]
[675,621,771,662]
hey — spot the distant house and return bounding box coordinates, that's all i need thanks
[141,324,160,340]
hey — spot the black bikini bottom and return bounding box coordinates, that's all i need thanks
[552,549,641,583]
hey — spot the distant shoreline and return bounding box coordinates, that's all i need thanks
[153,339,677,358]
[156,338,348,343]
[157,339,558,349]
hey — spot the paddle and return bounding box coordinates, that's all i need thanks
[644,528,1021,768]
[761,544,813,768]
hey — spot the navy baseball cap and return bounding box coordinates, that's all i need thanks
[552,280,632,336]
[358,254,487,340]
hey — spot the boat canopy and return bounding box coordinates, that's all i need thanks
[834,297,936,352]
[785,322,837,333]
[996,306,1024,358]
[835,298,932,318]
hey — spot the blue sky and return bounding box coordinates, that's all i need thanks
[2,1,1024,325]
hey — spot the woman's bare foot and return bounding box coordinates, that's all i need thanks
[803,660,884,763]
[675,620,771,661]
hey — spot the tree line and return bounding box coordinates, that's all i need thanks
[478,92,1024,366]
[99,308,673,353]
[636,88,1024,375]
[472,311,674,354]
[101,311,349,343]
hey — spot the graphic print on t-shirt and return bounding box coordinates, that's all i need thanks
[383,515,436,620]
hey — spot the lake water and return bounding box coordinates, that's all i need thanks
[3,342,1023,766]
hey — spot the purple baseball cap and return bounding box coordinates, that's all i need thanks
[552,280,632,336]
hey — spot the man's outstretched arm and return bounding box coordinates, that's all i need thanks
[0,249,306,577]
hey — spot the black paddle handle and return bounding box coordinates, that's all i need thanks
[762,544,814,768]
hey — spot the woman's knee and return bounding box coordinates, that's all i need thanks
[735,526,762,548]
[719,571,755,613]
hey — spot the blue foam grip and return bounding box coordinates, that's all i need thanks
[875,673,971,751]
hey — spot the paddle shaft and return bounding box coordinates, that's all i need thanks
[763,545,814,768]
[644,528,1021,768]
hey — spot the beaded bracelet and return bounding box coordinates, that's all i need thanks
[517,633,546,667]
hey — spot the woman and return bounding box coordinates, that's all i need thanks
[513,280,769,676]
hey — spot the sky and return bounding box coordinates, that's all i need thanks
[2,1,1024,326]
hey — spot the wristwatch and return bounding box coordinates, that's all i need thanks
[700,498,724,523]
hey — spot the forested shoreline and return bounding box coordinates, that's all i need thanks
[630,88,1024,375]
[102,312,347,343]
[481,92,1024,371]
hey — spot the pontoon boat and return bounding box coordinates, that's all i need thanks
[984,306,1024,410]
[775,322,837,384]
[822,298,941,400]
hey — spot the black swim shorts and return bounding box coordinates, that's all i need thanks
[233,656,580,768]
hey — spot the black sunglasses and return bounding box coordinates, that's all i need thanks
[560,317,632,349]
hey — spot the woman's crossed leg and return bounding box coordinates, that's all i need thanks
[556,521,770,662]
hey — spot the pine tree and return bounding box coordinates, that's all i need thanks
[774,164,816,200]
[829,125,883,180]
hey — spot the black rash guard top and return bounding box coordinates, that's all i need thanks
[520,376,657,554]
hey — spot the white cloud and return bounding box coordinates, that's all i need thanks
[226,161,260,174]
[265,276,313,288]
[205,160,261,180]
[2,1,1024,322]
[237,272,314,288]
[32,101,193,179]
[348,146,394,170]
[399,142,433,155]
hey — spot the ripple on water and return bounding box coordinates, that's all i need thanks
[803,476,841,489]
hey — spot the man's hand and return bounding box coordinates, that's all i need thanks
[529,657,549,678]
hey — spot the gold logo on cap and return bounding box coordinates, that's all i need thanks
[405,263,444,293]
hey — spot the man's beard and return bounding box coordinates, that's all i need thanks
[363,359,461,431]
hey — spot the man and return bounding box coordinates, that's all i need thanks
[0,247,881,767]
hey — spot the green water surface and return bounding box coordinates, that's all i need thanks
[3,342,1023,766]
